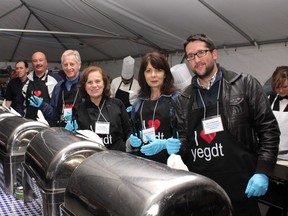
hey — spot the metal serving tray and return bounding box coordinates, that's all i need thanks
[61,150,232,216]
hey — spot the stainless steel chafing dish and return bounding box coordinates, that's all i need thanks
[0,107,17,120]
[22,127,107,216]
[0,115,48,194]
[60,150,232,216]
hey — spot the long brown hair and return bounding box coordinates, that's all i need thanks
[138,51,177,96]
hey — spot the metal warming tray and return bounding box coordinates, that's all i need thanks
[0,115,48,194]
[0,107,17,120]
[61,151,232,216]
[22,127,107,216]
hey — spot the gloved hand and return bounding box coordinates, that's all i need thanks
[130,134,142,148]
[64,111,72,122]
[166,138,181,155]
[140,135,166,156]
[65,120,79,132]
[126,106,132,113]
[28,95,43,108]
[245,174,269,198]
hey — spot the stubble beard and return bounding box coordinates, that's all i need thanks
[193,62,215,80]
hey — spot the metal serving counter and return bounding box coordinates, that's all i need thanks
[60,150,232,216]
[22,127,106,216]
[0,114,48,195]
[258,159,288,215]
[0,108,16,120]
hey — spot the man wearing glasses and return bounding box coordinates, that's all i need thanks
[174,33,280,216]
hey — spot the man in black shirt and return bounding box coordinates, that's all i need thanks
[4,60,28,116]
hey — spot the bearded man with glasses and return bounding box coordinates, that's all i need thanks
[174,33,280,216]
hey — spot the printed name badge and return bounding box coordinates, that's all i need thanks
[142,127,156,142]
[95,121,110,134]
[63,108,72,116]
[202,115,224,134]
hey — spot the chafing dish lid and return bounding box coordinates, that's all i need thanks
[24,127,106,191]
[63,151,232,216]
[0,116,48,152]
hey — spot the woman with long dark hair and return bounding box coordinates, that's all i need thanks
[127,51,181,164]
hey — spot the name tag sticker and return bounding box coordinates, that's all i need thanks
[95,121,110,134]
[202,115,224,134]
[142,127,155,142]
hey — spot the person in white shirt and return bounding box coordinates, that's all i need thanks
[110,56,140,109]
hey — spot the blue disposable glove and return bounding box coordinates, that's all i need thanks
[140,135,166,156]
[245,174,269,198]
[126,106,132,113]
[130,134,142,148]
[28,95,43,108]
[65,120,79,132]
[166,138,181,155]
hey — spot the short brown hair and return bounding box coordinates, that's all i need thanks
[271,66,288,92]
[78,66,111,99]
[184,33,216,54]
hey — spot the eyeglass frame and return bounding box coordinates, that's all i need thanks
[186,49,213,61]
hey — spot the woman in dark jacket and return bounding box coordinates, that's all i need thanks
[66,66,130,151]
[127,51,181,164]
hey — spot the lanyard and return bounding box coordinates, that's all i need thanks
[197,78,222,120]
[96,100,108,122]
[62,88,79,111]
[140,99,159,129]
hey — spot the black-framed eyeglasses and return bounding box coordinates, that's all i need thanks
[186,50,212,61]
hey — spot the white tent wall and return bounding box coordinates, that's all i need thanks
[1,42,287,87]
[1,0,288,88]
[92,42,288,86]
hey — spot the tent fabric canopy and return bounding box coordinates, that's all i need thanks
[0,0,288,64]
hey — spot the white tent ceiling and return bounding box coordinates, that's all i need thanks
[1,0,288,64]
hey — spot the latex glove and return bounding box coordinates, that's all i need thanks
[245,174,269,198]
[130,134,142,148]
[28,95,43,108]
[166,138,181,155]
[65,120,79,132]
[140,135,166,156]
[126,106,132,113]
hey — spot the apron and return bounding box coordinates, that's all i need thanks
[271,96,288,151]
[187,103,256,204]
[57,85,79,127]
[115,81,132,108]
[135,98,172,164]
[25,76,50,121]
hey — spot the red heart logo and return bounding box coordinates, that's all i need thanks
[200,130,216,144]
[34,90,42,97]
[65,104,74,109]
[148,119,160,130]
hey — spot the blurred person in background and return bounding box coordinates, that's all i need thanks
[110,56,140,111]
[266,66,288,216]
[170,63,192,91]
[4,60,29,115]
